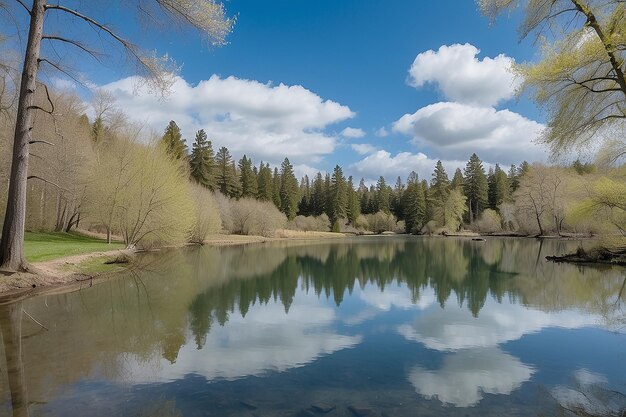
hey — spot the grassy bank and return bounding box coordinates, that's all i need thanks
[24,232,124,262]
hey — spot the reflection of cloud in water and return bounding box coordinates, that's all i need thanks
[123,292,361,383]
[398,299,599,351]
[551,369,626,416]
[343,283,435,325]
[408,348,534,407]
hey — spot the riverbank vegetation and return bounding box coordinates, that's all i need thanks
[1,0,626,272]
[1,89,625,258]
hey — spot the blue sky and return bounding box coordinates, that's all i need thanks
[29,0,549,181]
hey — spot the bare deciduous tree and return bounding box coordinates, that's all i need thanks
[0,0,233,271]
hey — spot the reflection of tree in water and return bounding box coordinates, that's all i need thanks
[0,303,28,417]
[187,238,625,348]
[0,237,623,417]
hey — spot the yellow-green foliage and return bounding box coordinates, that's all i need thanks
[188,183,222,243]
[435,188,467,232]
[570,172,626,248]
[85,138,194,248]
[474,209,502,234]
[479,0,626,159]
[357,211,397,234]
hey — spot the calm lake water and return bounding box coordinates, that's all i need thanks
[1,237,625,417]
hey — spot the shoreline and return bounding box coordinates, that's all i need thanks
[0,232,349,304]
[0,232,616,304]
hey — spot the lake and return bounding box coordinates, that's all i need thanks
[1,237,625,417]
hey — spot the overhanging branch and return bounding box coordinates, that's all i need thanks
[27,175,70,193]
[44,4,146,66]
[29,140,55,146]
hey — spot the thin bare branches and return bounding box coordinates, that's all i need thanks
[44,4,145,65]
[14,0,31,16]
[42,35,102,62]
[27,175,70,192]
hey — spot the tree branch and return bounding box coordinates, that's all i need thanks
[27,175,70,193]
[38,58,90,89]
[570,0,626,96]
[44,4,145,65]
[14,0,31,16]
[42,35,102,62]
[29,140,54,146]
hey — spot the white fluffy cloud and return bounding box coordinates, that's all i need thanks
[100,74,354,166]
[341,127,366,138]
[408,43,519,107]
[388,43,547,166]
[393,101,546,164]
[375,127,390,137]
[351,143,378,155]
[408,348,534,407]
[350,149,466,182]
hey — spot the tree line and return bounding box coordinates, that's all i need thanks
[161,118,614,237]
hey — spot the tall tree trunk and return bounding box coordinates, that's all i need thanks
[0,303,29,417]
[0,0,47,271]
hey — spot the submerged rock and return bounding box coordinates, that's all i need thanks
[309,403,336,413]
[348,405,373,417]
[240,401,258,410]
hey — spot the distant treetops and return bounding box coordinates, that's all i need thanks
[160,120,532,232]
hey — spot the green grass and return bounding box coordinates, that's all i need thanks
[24,232,124,262]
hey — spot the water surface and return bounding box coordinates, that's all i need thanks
[1,237,625,416]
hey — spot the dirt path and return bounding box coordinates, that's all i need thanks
[0,249,131,303]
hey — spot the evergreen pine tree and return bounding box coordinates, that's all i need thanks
[404,181,426,234]
[488,164,509,209]
[311,173,326,216]
[298,175,312,216]
[346,176,360,225]
[161,120,188,160]
[463,153,488,221]
[508,164,520,193]
[323,173,332,217]
[189,129,216,190]
[451,168,464,190]
[230,161,242,197]
[238,155,257,198]
[391,176,405,220]
[279,158,299,220]
[328,165,347,227]
[430,160,451,224]
[421,179,433,223]
[257,162,274,201]
[375,176,390,213]
[215,146,239,197]
[272,167,282,208]
[358,178,371,214]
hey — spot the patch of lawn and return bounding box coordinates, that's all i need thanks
[24,232,124,262]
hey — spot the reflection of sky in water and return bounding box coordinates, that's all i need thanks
[408,348,534,407]
[123,288,362,383]
[3,239,625,417]
[397,292,599,351]
[120,279,615,409]
[347,282,610,407]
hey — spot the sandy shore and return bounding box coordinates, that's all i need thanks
[0,231,348,304]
